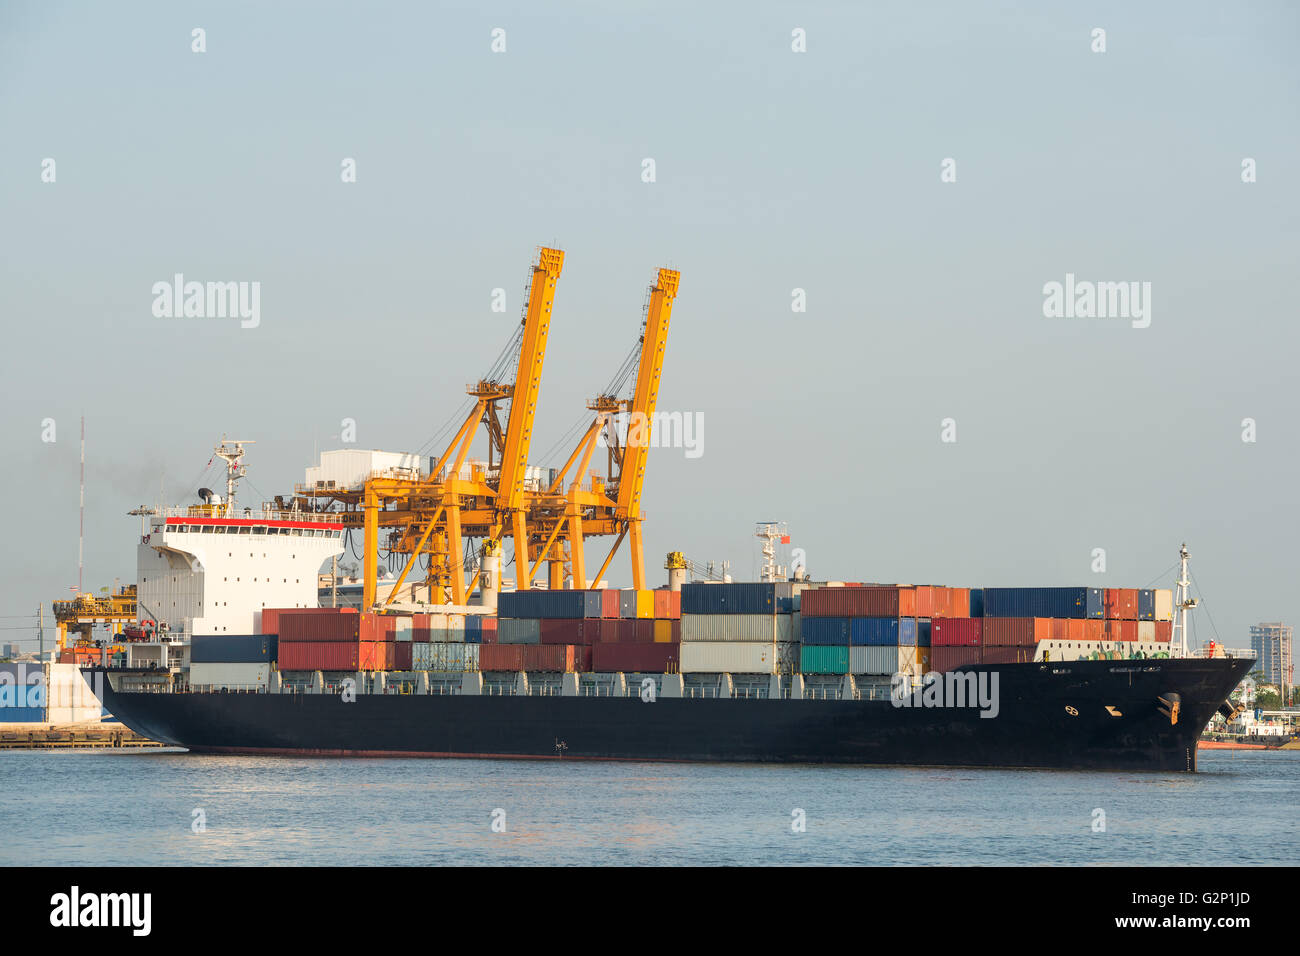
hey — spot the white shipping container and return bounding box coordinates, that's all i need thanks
[394,618,412,642]
[1154,589,1174,622]
[190,662,269,688]
[850,645,918,676]
[1137,621,1155,642]
[498,619,541,644]
[413,642,480,672]
[678,641,796,674]
[681,613,794,643]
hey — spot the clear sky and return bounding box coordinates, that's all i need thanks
[1,1,1296,652]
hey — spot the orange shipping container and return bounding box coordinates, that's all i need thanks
[653,590,672,619]
[653,620,674,643]
[1154,621,1172,642]
[1067,619,1086,642]
[1084,619,1104,641]
[983,618,1036,647]
[947,588,970,618]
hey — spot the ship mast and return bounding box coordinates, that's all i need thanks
[212,437,253,517]
[1172,542,1199,658]
[755,522,788,583]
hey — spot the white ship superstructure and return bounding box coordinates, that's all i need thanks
[134,439,344,644]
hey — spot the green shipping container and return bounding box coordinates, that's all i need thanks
[799,645,850,674]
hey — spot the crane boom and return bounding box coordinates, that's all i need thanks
[497,247,564,587]
[617,268,679,588]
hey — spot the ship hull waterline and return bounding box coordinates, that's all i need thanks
[91,657,1252,772]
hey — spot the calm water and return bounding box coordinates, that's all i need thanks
[2,749,1295,865]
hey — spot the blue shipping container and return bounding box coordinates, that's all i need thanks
[681,582,792,615]
[969,588,984,618]
[981,587,1103,619]
[917,619,932,647]
[850,618,918,646]
[190,634,277,663]
[800,617,849,645]
[1138,589,1155,621]
[499,589,601,620]
[0,706,44,722]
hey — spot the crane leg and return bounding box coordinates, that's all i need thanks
[512,511,530,590]
[447,504,465,605]
[569,510,586,589]
[363,486,379,609]
[629,519,645,590]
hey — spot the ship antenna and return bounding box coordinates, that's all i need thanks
[1173,542,1200,658]
[212,436,254,517]
[754,522,788,583]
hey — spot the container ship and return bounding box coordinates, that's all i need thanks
[72,251,1253,771]
[86,447,1251,772]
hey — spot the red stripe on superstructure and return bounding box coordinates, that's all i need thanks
[165,517,344,530]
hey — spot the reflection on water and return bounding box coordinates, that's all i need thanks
[1,750,1295,865]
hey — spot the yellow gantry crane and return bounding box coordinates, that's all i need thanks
[293,251,679,605]
[50,585,138,652]
[522,266,680,591]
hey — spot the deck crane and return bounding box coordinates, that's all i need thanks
[523,266,680,591]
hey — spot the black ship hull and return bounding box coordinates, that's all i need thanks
[92,657,1252,772]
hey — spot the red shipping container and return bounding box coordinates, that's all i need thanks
[261,608,280,635]
[1103,588,1120,619]
[592,642,680,672]
[1117,589,1139,620]
[360,613,397,644]
[1154,621,1172,642]
[671,620,681,642]
[479,644,523,671]
[520,644,579,672]
[599,589,621,619]
[279,640,358,671]
[981,646,1036,665]
[279,608,361,643]
[931,617,982,647]
[540,619,595,645]
[802,586,915,618]
[634,619,655,643]
[1105,620,1137,642]
[394,643,413,670]
[653,589,671,619]
[667,590,681,619]
[930,645,981,672]
[983,618,1036,647]
[479,617,498,644]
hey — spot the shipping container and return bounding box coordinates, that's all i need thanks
[653,620,674,643]
[916,619,932,647]
[539,619,597,645]
[981,588,1103,619]
[476,617,499,644]
[478,644,524,671]
[1154,621,1173,642]
[968,588,984,618]
[679,641,793,674]
[277,641,359,671]
[849,617,919,647]
[521,644,586,672]
[412,642,480,672]
[260,608,281,635]
[278,608,362,643]
[930,645,981,672]
[680,582,791,615]
[1154,589,1174,622]
[600,589,621,619]
[1137,589,1155,621]
[982,618,1046,647]
[498,618,541,644]
[634,619,655,644]
[980,646,1037,665]
[635,590,655,619]
[620,590,638,619]
[591,642,680,673]
[800,586,915,618]
[653,589,672,619]
[849,645,918,676]
[797,616,849,645]
[1137,621,1156,642]
[680,613,795,643]
[498,589,601,620]
[931,617,982,647]
[799,645,850,674]
[190,634,277,664]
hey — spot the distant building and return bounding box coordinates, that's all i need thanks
[1250,622,1293,690]
[1,643,16,659]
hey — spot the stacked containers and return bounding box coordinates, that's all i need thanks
[489,588,680,673]
[680,582,798,674]
[276,608,397,672]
